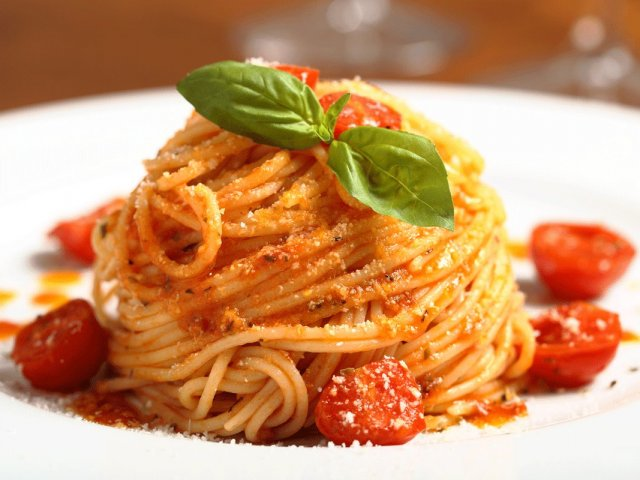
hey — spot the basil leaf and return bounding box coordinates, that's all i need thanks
[177,61,325,150]
[328,127,454,230]
[320,93,351,141]
[316,125,332,144]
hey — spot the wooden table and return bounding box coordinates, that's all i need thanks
[1,0,639,111]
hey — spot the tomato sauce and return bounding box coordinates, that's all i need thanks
[32,292,69,308]
[0,290,16,307]
[0,320,21,340]
[467,401,527,428]
[69,391,146,428]
[40,270,82,287]
[622,330,640,343]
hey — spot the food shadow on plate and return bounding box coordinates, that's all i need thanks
[29,250,87,272]
[517,277,557,308]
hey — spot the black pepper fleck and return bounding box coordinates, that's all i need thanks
[308,300,324,311]
[182,242,198,252]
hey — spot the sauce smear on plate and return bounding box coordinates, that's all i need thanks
[0,290,16,306]
[507,240,529,259]
[467,401,527,428]
[40,271,82,287]
[70,391,146,428]
[0,320,21,340]
[622,330,640,343]
[32,292,69,308]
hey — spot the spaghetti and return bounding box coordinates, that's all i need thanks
[93,78,535,442]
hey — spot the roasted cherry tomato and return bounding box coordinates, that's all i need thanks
[49,198,124,264]
[11,299,108,391]
[531,223,635,300]
[530,302,621,388]
[274,64,320,89]
[318,92,402,138]
[315,357,425,445]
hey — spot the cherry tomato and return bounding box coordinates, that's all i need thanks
[315,357,425,445]
[318,92,402,138]
[11,299,108,391]
[530,302,621,388]
[274,64,320,89]
[531,223,635,300]
[49,198,124,264]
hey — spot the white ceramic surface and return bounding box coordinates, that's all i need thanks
[0,84,639,479]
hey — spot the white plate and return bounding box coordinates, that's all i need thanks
[1,84,639,479]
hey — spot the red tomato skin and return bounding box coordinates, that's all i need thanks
[11,299,108,392]
[530,302,621,388]
[49,198,124,264]
[49,220,95,264]
[274,64,320,89]
[318,92,402,138]
[314,357,425,446]
[531,223,635,300]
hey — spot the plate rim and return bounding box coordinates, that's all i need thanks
[1,84,639,479]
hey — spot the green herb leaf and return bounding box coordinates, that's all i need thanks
[177,61,454,229]
[177,61,326,150]
[328,127,454,229]
[320,93,351,141]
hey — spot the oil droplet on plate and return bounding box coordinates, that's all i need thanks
[32,292,69,309]
[622,330,640,343]
[40,271,82,287]
[507,240,529,259]
[0,320,21,340]
[0,290,16,307]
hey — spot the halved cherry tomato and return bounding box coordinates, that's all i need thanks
[274,64,320,89]
[11,299,108,391]
[530,302,621,388]
[315,357,425,445]
[318,92,402,138]
[531,223,635,300]
[49,198,124,264]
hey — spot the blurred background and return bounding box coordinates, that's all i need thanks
[1,0,639,111]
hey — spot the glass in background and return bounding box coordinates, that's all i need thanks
[237,0,466,78]
[480,0,640,106]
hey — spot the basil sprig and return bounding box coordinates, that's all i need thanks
[177,61,454,230]
[330,128,454,229]
[177,61,325,150]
